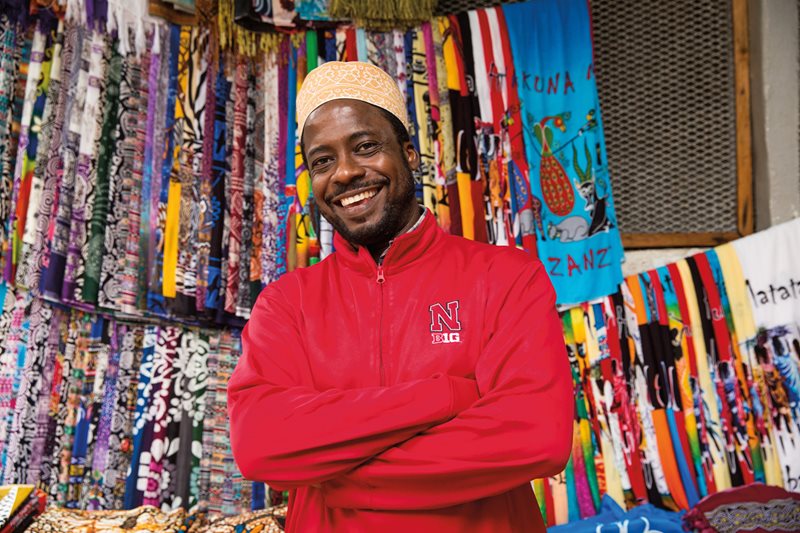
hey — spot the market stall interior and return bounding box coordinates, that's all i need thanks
[0,0,797,531]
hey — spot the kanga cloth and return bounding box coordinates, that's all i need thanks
[28,505,195,532]
[683,482,800,533]
[504,0,624,305]
[729,217,800,492]
[204,504,287,532]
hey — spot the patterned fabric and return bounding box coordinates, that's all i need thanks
[16,21,65,292]
[224,55,246,315]
[205,505,287,532]
[29,505,193,532]
[82,46,121,305]
[5,23,47,283]
[97,49,141,312]
[41,26,85,302]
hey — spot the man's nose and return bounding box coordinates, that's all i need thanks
[331,153,365,185]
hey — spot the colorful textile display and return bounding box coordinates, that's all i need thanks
[0,0,627,315]
[0,278,264,516]
[531,217,800,525]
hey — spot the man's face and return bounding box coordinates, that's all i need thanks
[303,99,420,248]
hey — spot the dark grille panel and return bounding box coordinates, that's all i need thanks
[434,0,740,235]
[590,0,738,234]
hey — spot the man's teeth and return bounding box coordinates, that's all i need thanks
[340,189,377,207]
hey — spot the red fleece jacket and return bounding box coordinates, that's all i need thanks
[228,212,573,532]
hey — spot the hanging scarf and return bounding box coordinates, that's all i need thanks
[66,317,110,508]
[197,332,218,509]
[172,329,209,511]
[62,30,109,307]
[260,50,280,285]
[173,27,208,317]
[41,27,86,303]
[84,320,120,510]
[204,69,229,315]
[34,307,70,493]
[236,63,255,317]
[248,56,265,292]
[15,24,56,286]
[223,54,247,314]
[139,30,163,315]
[0,21,20,276]
[16,21,66,291]
[82,45,121,305]
[142,325,179,508]
[162,25,190,304]
[123,324,157,509]
[102,323,142,509]
[96,46,142,312]
[195,40,216,314]
[116,45,150,316]
[27,306,63,485]
[5,23,48,283]
[504,0,625,305]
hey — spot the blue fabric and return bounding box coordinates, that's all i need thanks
[123,328,157,509]
[549,494,684,533]
[656,265,709,498]
[665,407,700,506]
[504,0,624,305]
[251,482,266,510]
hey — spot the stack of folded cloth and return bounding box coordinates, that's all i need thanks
[0,485,47,533]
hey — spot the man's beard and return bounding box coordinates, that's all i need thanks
[323,166,417,248]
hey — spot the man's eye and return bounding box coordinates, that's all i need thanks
[357,142,379,152]
[312,157,332,169]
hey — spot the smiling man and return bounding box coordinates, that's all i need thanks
[228,61,573,532]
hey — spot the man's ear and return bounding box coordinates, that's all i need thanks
[404,141,420,171]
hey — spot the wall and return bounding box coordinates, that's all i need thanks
[749,0,800,229]
[624,0,800,273]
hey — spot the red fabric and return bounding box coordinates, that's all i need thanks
[228,212,573,532]
[694,254,755,486]
[447,15,469,97]
[345,28,357,62]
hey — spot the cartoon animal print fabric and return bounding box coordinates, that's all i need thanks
[504,0,624,305]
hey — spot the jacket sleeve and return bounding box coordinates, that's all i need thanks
[227,281,481,490]
[321,259,574,510]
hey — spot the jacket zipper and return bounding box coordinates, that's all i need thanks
[376,265,385,385]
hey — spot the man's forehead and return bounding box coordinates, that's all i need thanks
[303,100,392,145]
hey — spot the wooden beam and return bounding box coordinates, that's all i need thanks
[621,232,741,249]
[732,0,754,236]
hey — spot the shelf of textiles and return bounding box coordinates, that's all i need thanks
[0,281,276,515]
[0,0,628,325]
[531,218,800,526]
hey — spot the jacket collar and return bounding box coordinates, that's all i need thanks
[332,209,444,277]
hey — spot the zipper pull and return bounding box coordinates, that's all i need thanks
[376,266,385,284]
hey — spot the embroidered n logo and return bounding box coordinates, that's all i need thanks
[429,301,462,332]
